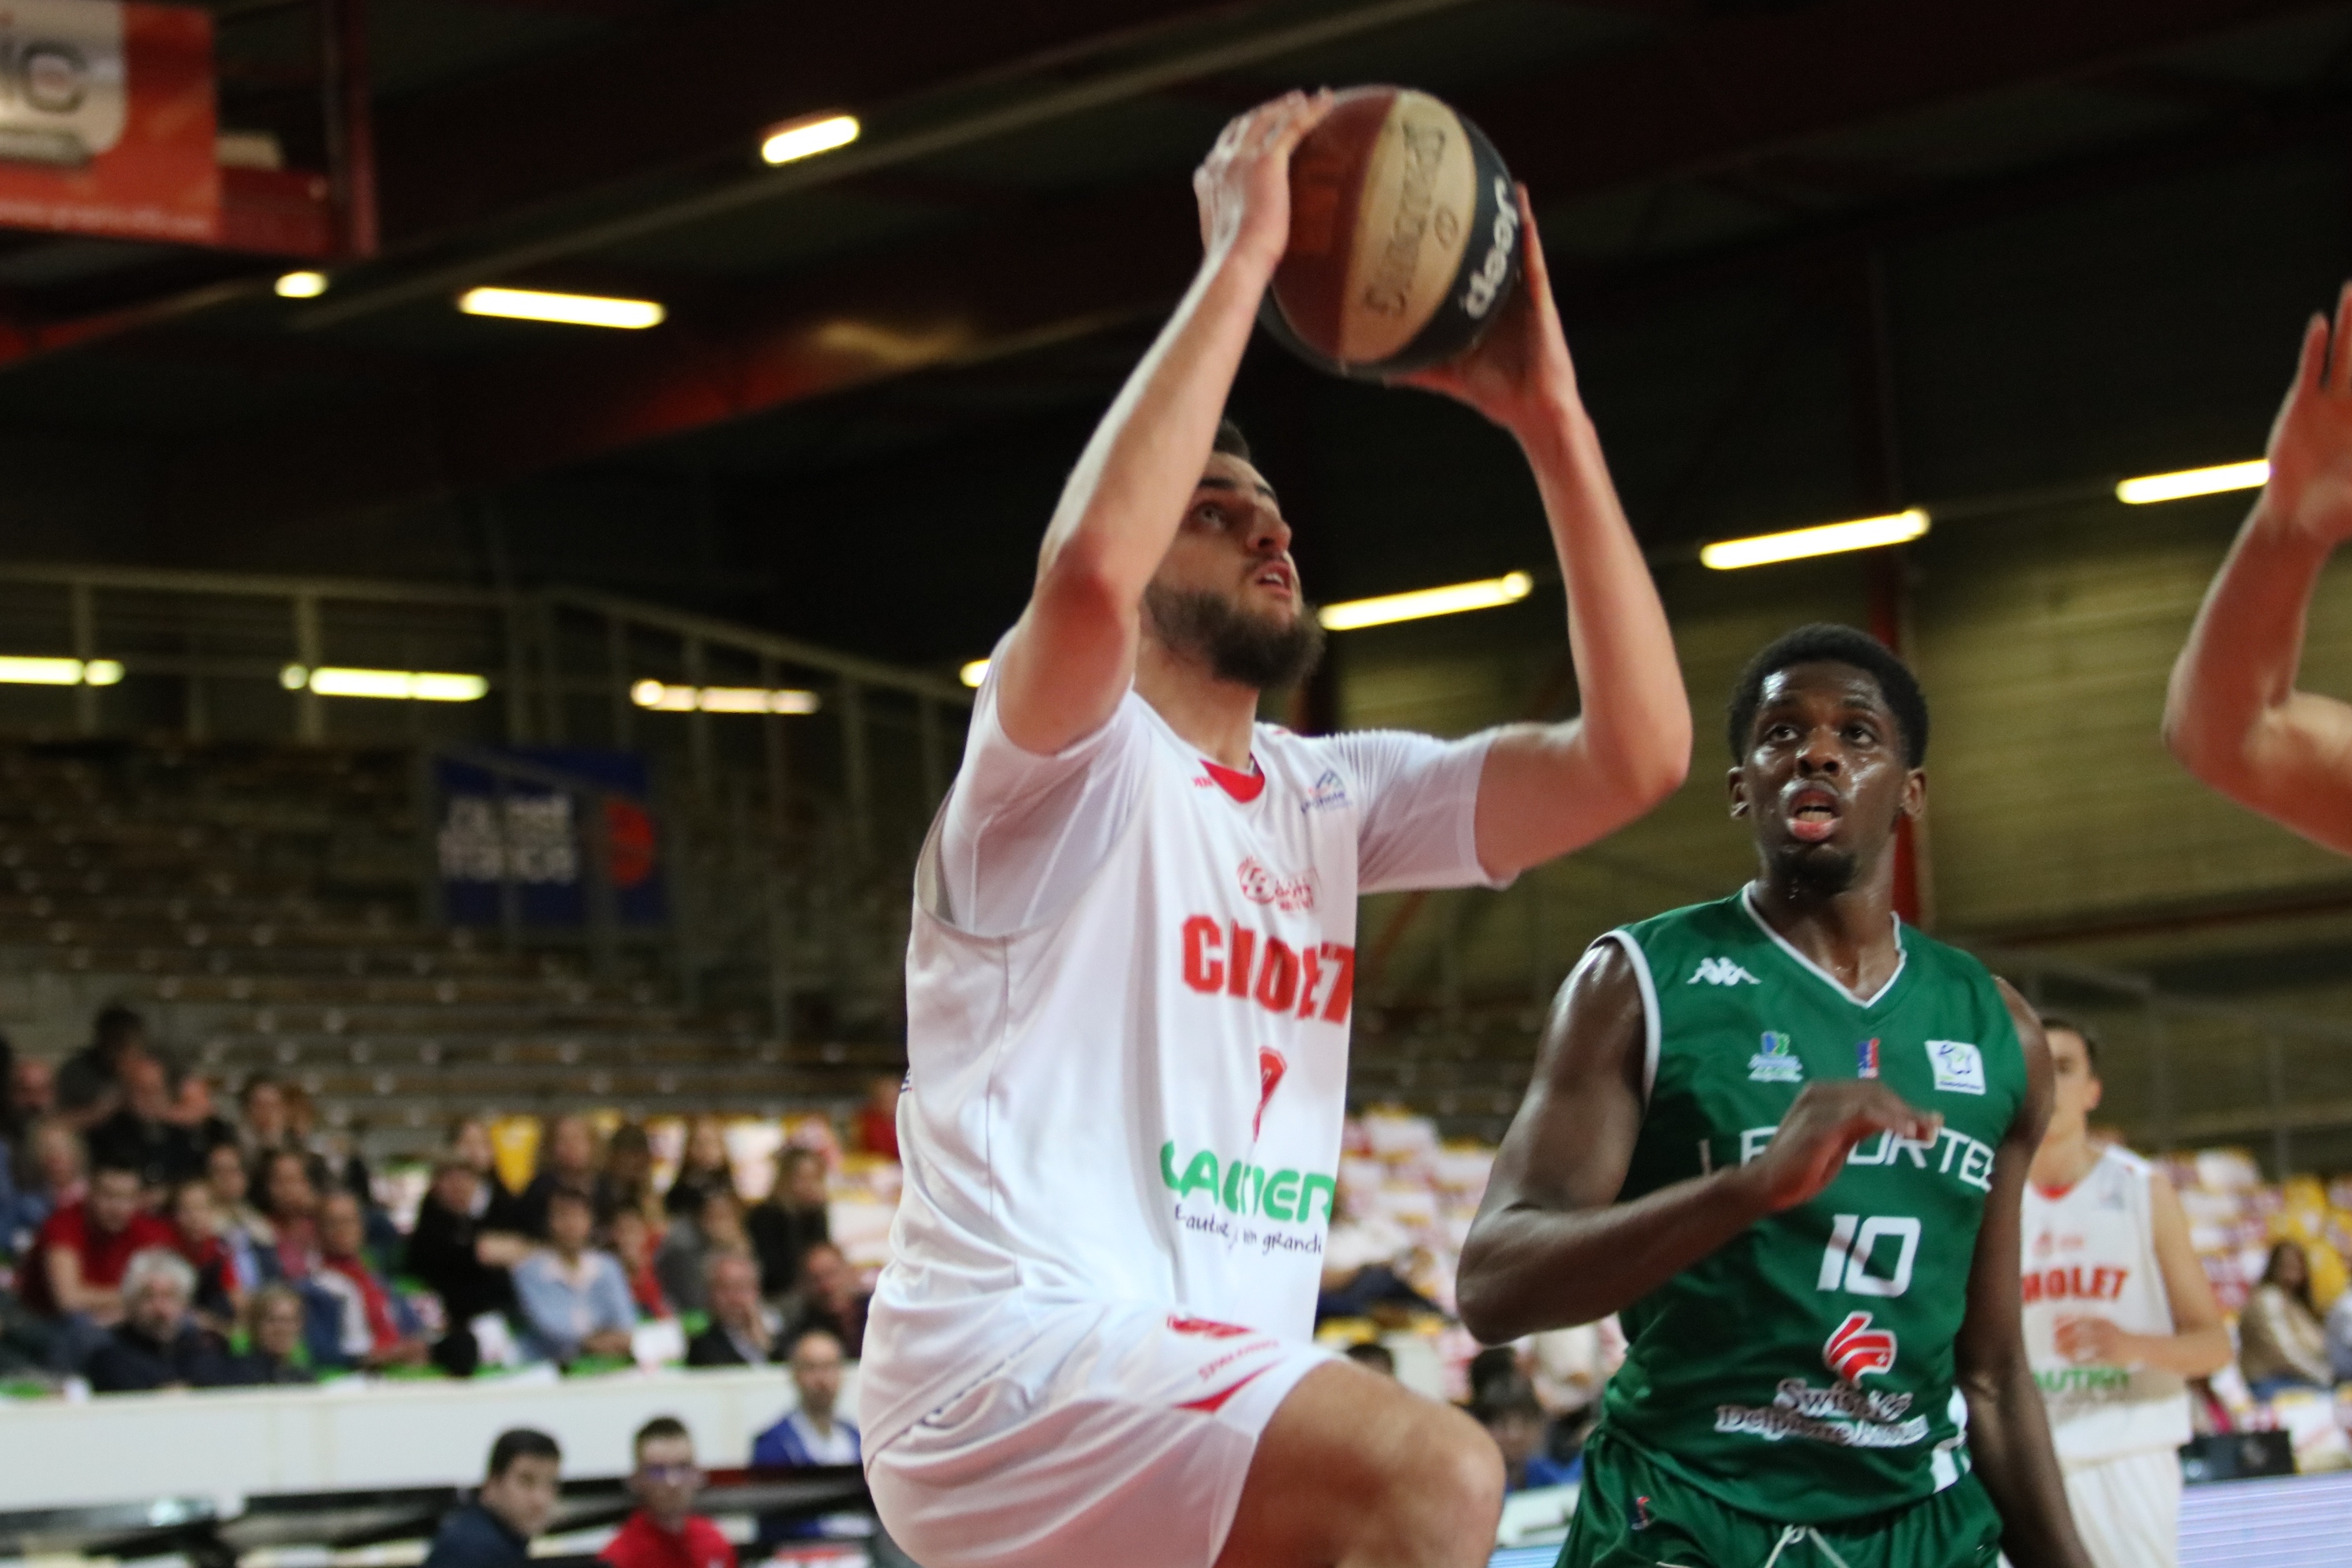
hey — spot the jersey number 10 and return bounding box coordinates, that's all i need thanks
[1816,1214,1922,1298]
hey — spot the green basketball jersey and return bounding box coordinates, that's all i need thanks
[1593,889,2027,1525]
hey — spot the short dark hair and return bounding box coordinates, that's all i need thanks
[2037,1011,2101,1076]
[1471,1373,1545,1425]
[1344,1340,1396,1375]
[633,1415,690,1457]
[487,1427,560,1479]
[93,1004,145,1059]
[545,1185,594,1215]
[90,1155,143,1183]
[1728,624,1929,767]
[1212,418,1251,464]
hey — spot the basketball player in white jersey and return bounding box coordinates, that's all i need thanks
[861,92,1692,1568]
[2165,281,2352,850]
[2022,1015,2229,1568]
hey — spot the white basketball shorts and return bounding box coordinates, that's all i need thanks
[2062,1446,2182,1568]
[865,1298,1335,1568]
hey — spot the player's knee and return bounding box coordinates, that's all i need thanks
[1383,1403,1503,1558]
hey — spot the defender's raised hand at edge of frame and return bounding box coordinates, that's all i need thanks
[2260,282,2352,551]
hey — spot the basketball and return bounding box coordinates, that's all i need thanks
[1261,85,1525,379]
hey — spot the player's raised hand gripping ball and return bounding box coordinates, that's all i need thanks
[1259,85,1525,379]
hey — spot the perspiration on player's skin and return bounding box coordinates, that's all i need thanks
[2029,1025,2229,1380]
[1456,656,2096,1568]
[987,89,1691,1568]
[2165,280,2352,852]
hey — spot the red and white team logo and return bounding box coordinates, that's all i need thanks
[1237,856,1316,912]
[1256,1047,1287,1136]
[1823,1311,1898,1384]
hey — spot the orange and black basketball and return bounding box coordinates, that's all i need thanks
[1262,85,1524,379]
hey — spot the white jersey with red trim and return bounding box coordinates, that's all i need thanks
[861,674,1501,1453]
[2020,1144,2191,1464]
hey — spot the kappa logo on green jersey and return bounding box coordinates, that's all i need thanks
[1689,956,1760,986]
[1748,1031,1804,1084]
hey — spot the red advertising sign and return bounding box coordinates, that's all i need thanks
[0,1,216,244]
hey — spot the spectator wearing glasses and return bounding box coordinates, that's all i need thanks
[85,1247,236,1393]
[424,1429,564,1568]
[598,1417,735,1568]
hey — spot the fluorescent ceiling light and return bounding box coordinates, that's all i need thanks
[283,665,489,702]
[1317,571,1534,631]
[959,660,989,688]
[1700,509,1930,571]
[630,679,820,715]
[274,270,328,299]
[0,656,116,686]
[457,287,665,330]
[2116,459,2268,505]
[762,113,860,166]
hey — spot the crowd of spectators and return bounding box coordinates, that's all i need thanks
[0,1008,886,1393]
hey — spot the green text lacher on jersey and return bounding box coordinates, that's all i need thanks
[1596,891,2027,1525]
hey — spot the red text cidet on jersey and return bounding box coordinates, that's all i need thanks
[1181,916,1354,1023]
[2021,1265,2130,1303]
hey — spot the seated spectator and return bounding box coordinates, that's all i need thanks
[164,1178,241,1332]
[657,1188,752,1317]
[609,1208,667,1320]
[512,1187,636,1366]
[230,1282,315,1385]
[1475,1374,1578,1492]
[204,1140,275,1291]
[259,1149,322,1280]
[239,1075,297,1162]
[687,1252,782,1367]
[599,1417,735,1568]
[1317,1189,1435,1325]
[10,1050,54,1124]
[852,1075,900,1161]
[603,1122,662,1228]
[166,1071,238,1159]
[85,1247,236,1393]
[746,1147,830,1299]
[778,1242,869,1358]
[450,1118,527,1231]
[313,1188,431,1371]
[87,1051,207,1195]
[2328,1280,2352,1385]
[515,1115,612,1239]
[0,1034,22,1231]
[20,1159,174,1340]
[4,1117,85,1256]
[2238,1239,2334,1399]
[662,1118,737,1221]
[423,1429,563,1568]
[753,1329,859,1466]
[54,1005,146,1130]
[407,1155,527,1328]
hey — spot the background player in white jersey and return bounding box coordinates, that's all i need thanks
[862,91,1692,1568]
[2022,1014,2229,1568]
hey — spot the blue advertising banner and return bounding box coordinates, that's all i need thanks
[435,748,667,928]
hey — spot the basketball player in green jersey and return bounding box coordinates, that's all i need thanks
[1457,624,2092,1568]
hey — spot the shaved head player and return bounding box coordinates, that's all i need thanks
[861,92,1692,1568]
[2166,281,2352,851]
[1457,626,2094,1568]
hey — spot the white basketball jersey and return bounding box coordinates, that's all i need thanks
[2020,1145,2190,1463]
[861,678,1498,1453]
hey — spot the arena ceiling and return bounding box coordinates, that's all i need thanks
[3,0,2350,565]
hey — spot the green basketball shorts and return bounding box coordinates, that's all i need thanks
[1557,1428,2003,1568]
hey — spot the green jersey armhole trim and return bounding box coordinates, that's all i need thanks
[1737,884,1908,1009]
[1597,930,1660,1105]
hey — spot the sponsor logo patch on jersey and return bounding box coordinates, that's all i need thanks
[1856,1037,1880,1079]
[1302,769,1350,812]
[1926,1038,1987,1095]
[1824,1310,1898,1384]
[1690,956,1760,986]
[1748,1031,1804,1084]
[1237,855,1316,912]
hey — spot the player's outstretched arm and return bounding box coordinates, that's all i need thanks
[1398,190,1690,878]
[992,90,1332,757]
[2164,283,2352,854]
[1954,983,2094,1568]
[1456,941,1941,1341]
